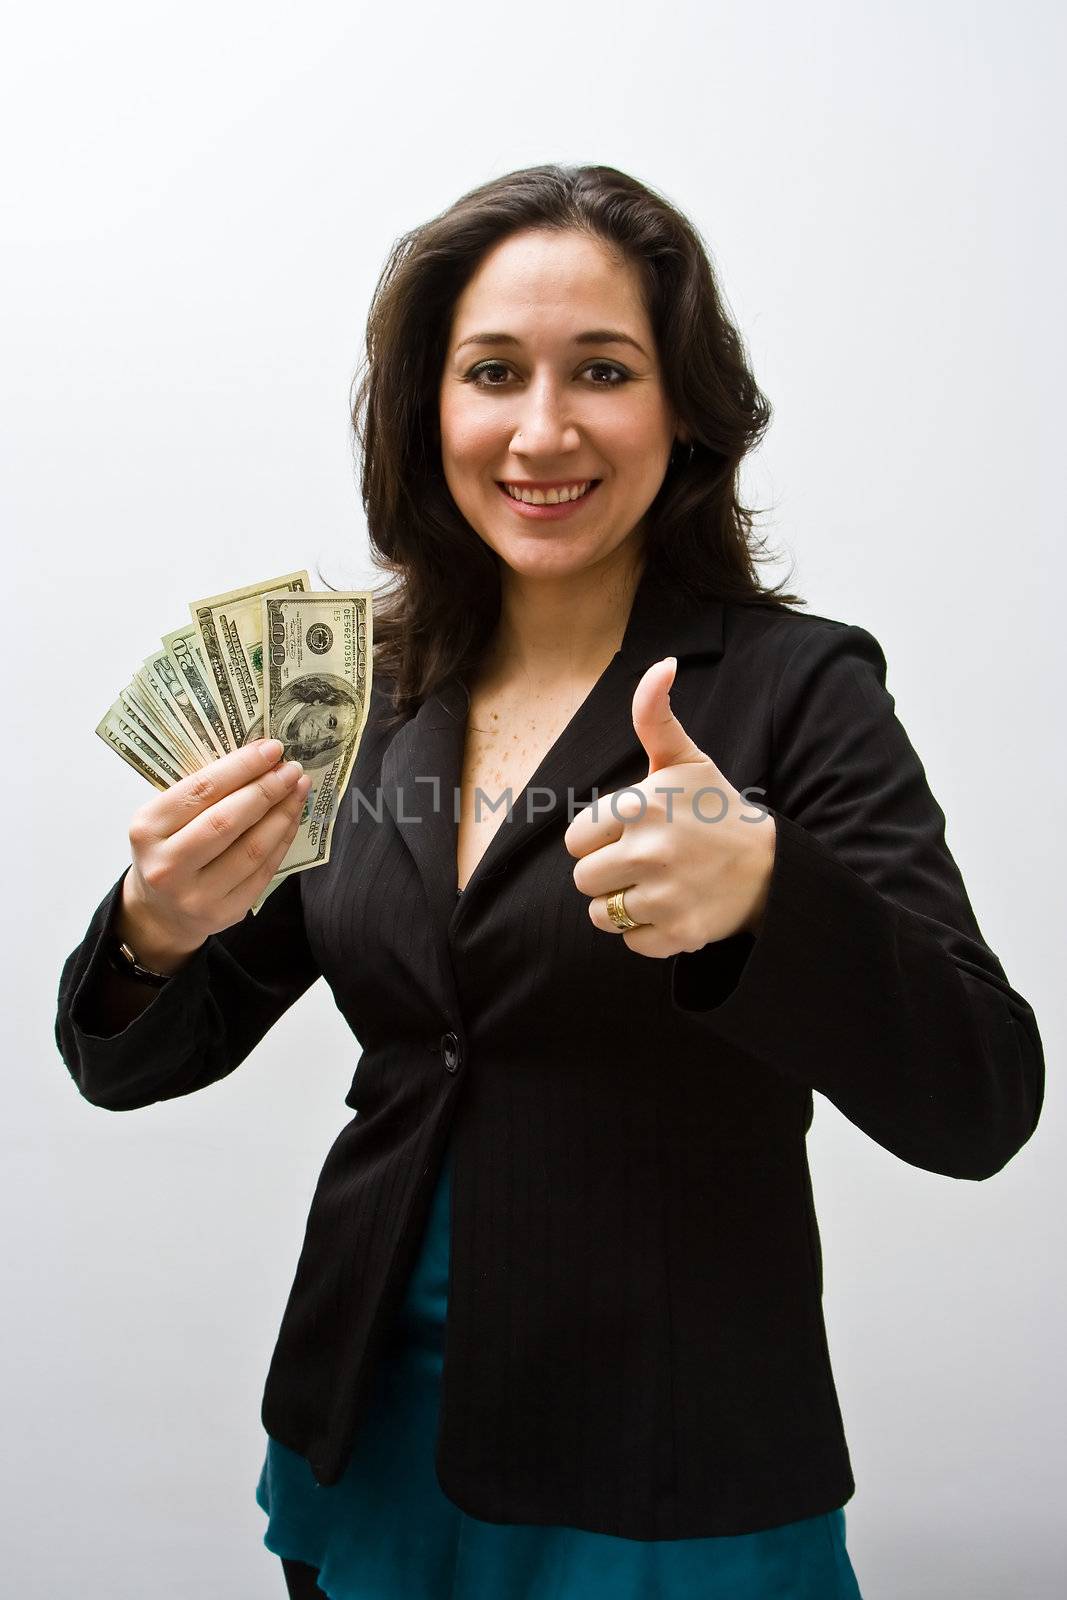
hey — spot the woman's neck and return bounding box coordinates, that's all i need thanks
[483,542,646,692]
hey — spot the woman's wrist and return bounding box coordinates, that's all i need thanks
[114,879,205,977]
[740,815,776,938]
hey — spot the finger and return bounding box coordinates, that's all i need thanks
[571,837,643,903]
[588,880,651,933]
[211,789,308,926]
[136,739,286,843]
[161,756,305,875]
[617,922,674,958]
[632,658,710,775]
[199,775,310,900]
[562,788,640,861]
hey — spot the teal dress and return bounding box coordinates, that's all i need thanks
[256,898,864,1600]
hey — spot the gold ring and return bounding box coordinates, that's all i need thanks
[606,887,642,931]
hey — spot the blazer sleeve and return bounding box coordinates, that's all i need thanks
[54,866,321,1112]
[669,620,1045,1181]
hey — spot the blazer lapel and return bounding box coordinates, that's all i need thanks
[380,561,725,936]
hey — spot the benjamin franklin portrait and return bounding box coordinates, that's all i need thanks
[271,673,360,770]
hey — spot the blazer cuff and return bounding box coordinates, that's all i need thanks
[668,804,934,1070]
[59,867,214,1084]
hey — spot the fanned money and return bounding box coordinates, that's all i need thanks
[190,570,310,748]
[95,572,374,911]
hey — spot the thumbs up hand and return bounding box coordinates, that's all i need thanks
[562,656,777,959]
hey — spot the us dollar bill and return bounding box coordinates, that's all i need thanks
[95,576,375,912]
[95,704,184,788]
[133,659,203,771]
[190,570,310,748]
[144,646,221,764]
[116,688,198,778]
[161,622,232,757]
[259,591,373,890]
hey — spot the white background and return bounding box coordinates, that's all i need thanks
[3,2,1064,1595]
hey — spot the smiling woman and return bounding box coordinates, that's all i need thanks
[253,163,872,1598]
[437,227,677,577]
[55,161,1044,1600]
[355,163,797,734]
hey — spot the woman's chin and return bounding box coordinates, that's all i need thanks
[493,544,603,582]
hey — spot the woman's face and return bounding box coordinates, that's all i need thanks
[438,227,683,584]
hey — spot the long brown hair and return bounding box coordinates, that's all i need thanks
[347,163,804,728]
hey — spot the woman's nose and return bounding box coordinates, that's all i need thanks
[511,380,580,455]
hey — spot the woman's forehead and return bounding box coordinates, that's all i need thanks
[448,230,647,341]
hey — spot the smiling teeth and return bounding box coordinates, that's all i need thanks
[504,481,593,505]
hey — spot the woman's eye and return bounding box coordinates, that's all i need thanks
[585,362,629,385]
[464,361,629,388]
[467,361,510,386]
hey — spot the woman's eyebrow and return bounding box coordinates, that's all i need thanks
[454,328,649,358]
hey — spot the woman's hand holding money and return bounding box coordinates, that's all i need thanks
[115,738,312,972]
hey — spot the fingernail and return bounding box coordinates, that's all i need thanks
[256,738,284,757]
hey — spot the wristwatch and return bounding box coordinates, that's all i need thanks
[104,934,174,988]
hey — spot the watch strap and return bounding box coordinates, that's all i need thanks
[104,934,174,988]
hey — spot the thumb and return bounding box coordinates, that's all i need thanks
[633,657,709,776]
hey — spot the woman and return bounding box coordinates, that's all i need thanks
[56,165,1044,1599]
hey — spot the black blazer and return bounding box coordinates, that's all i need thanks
[55,558,1045,1540]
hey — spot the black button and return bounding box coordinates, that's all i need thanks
[440,1031,462,1073]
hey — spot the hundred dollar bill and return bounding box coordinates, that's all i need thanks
[259,591,373,890]
[190,570,310,749]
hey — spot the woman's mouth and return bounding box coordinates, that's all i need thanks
[495,479,601,521]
